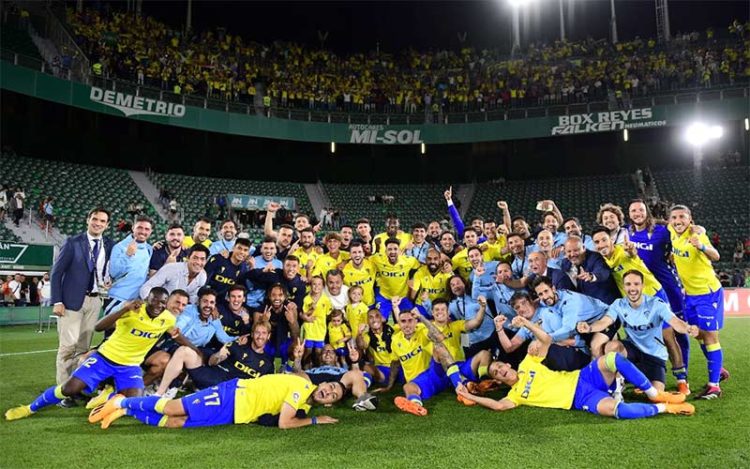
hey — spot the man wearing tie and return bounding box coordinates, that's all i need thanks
[50,208,114,404]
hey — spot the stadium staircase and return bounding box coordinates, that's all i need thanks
[128,171,169,222]
[304,182,331,220]
[455,184,476,218]
[2,216,63,246]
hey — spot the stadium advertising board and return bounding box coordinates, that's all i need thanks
[0,241,55,271]
[228,194,296,211]
[348,125,424,144]
[725,288,750,316]
[89,87,186,118]
[550,108,667,135]
[2,62,746,144]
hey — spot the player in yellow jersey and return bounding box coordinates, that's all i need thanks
[342,242,377,306]
[6,288,193,421]
[90,373,342,429]
[371,238,421,321]
[592,226,666,299]
[311,232,350,277]
[372,214,412,254]
[451,228,481,281]
[301,276,333,367]
[668,205,727,399]
[376,298,484,416]
[411,248,453,315]
[457,314,695,419]
[479,219,510,263]
[358,308,399,385]
[291,227,321,281]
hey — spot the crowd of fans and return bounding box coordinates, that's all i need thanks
[68,7,750,115]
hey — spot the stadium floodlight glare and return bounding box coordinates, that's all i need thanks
[420,143,426,155]
[623,129,629,142]
[330,142,336,154]
[507,0,533,7]
[684,122,723,147]
[745,117,749,131]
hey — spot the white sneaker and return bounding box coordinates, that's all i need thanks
[162,387,180,400]
[612,376,625,403]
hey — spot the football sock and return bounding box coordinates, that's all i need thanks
[127,408,167,427]
[614,402,659,420]
[119,396,169,414]
[675,332,690,371]
[29,385,65,412]
[446,364,464,388]
[407,394,423,406]
[605,352,656,398]
[705,343,723,386]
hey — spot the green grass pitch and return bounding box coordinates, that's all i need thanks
[1,319,749,468]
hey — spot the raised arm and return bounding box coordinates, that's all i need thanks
[464,296,488,331]
[95,300,142,331]
[264,202,280,238]
[497,201,512,234]
[444,186,465,237]
[511,315,551,358]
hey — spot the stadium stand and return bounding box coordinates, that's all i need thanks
[147,171,313,239]
[0,224,21,242]
[324,183,450,229]
[652,166,750,267]
[66,8,749,115]
[0,22,42,61]
[0,154,163,241]
[467,173,637,232]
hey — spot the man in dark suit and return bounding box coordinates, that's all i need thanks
[50,207,114,403]
[559,235,619,305]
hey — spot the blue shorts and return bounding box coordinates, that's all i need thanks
[305,340,324,349]
[376,364,404,385]
[71,352,143,394]
[265,338,291,359]
[187,366,231,389]
[660,283,685,314]
[375,294,414,323]
[335,347,347,357]
[410,359,475,401]
[181,378,238,427]
[622,340,666,384]
[684,289,724,331]
[571,360,611,415]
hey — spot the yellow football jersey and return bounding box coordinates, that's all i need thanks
[668,226,721,295]
[301,294,333,341]
[183,236,212,249]
[481,238,510,262]
[451,249,473,282]
[412,266,452,305]
[603,244,662,296]
[292,247,320,279]
[362,329,397,366]
[371,254,421,299]
[391,324,433,382]
[311,251,350,277]
[505,354,579,409]
[98,305,176,366]
[327,323,351,349]
[233,374,315,424]
[373,231,412,254]
[434,320,466,362]
[345,302,370,338]
[342,259,377,306]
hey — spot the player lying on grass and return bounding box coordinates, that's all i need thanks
[375,297,491,416]
[6,288,193,421]
[456,314,696,419]
[89,373,342,429]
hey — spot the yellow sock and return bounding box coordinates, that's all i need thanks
[478,365,489,378]
[154,398,170,413]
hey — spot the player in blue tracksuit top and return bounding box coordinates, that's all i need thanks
[627,200,692,386]
[106,218,154,314]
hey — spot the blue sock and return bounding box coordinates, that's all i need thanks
[127,408,166,426]
[705,343,723,386]
[672,366,688,381]
[699,342,707,358]
[120,395,165,413]
[607,353,652,392]
[30,385,65,412]
[407,394,423,406]
[446,364,464,389]
[675,332,690,371]
[615,402,659,419]
[362,372,372,389]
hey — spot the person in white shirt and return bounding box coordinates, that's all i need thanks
[139,245,209,304]
[38,273,52,307]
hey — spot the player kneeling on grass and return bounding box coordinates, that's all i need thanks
[576,270,699,393]
[89,373,341,429]
[376,297,491,416]
[456,314,695,419]
[6,288,193,421]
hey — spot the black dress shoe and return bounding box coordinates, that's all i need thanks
[57,397,77,408]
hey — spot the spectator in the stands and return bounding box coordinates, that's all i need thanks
[38,273,52,307]
[11,187,25,226]
[0,184,7,221]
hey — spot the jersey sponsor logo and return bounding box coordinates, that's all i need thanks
[672,247,690,258]
[633,242,654,251]
[380,271,406,278]
[624,319,661,332]
[212,274,237,285]
[129,328,161,339]
[399,346,423,362]
[233,360,262,378]
[521,370,536,399]
[89,87,186,118]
